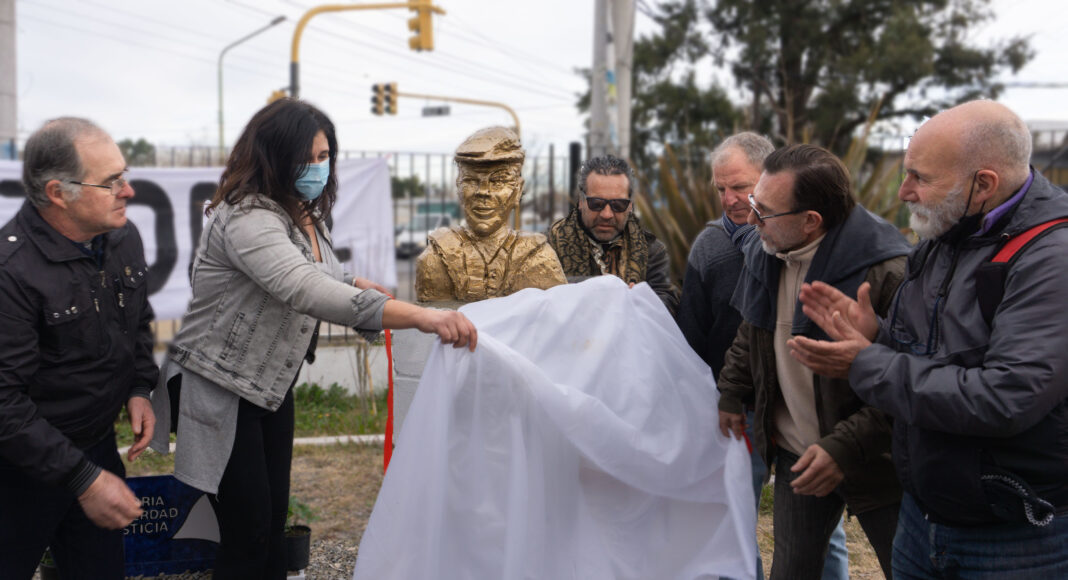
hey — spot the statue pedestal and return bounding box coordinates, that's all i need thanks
[390,301,465,443]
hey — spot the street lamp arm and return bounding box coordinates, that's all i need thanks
[220,16,287,66]
[218,15,287,163]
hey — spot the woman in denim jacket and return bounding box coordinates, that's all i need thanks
[151,99,476,578]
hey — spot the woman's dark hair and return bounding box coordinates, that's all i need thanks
[208,98,338,226]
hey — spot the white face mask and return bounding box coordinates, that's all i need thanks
[295,159,330,200]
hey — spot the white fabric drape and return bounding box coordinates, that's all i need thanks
[354,276,756,580]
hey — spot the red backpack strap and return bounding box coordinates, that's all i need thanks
[976,217,1068,327]
[991,218,1068,263]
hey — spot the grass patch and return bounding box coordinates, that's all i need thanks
[293,382,389,437]
[116,383,389,447]
[116,382,387,475]
[759,481,774,516]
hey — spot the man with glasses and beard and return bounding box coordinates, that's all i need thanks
[791,100,1068,576]
[718,144,910,579]
[548,154,679,314]
[0,118,156,578]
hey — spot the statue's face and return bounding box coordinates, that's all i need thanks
[457,163,523,237]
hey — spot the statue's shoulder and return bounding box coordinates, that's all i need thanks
[427,226,464,251]
[511,230,556,258]
[508,230,566,288]
[513,229,550,245]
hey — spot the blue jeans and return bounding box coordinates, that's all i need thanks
[747,413,849,580]
[893,492,1068,579]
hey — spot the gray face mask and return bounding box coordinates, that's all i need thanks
[295,159,330,200]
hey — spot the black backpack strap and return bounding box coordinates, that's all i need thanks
[976,218,1068,326]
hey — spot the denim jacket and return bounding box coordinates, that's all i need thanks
[168,194,387,411]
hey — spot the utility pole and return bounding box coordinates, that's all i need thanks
[289,1,443,99]
[589,0,610,159]
[0,0,16,160]
[613,0,635,161]
[548,143,556,224]
[588,0,635,161]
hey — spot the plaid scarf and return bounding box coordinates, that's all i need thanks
[548,206,649,284]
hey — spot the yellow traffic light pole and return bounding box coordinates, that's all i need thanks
[395,91,521,139]
[289,1,443,99]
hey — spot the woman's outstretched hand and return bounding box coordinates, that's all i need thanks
[416,309,478,351]
[381,300,478,351]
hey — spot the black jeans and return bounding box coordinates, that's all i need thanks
[770,446,899,580]
[0,432,126,580]
[210,387,295,579]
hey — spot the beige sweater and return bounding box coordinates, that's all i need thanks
[771,234,825,456]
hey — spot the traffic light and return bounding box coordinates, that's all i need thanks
[371,83,398,116]
[408,0,434,52]
[385,82,397,115]
[268,89,287,104]
[371,84,385,115]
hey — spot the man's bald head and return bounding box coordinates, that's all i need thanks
[918,100,1032,193]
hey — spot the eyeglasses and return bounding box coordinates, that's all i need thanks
[748,193,806,223]
[583,195,631,213]
[69,173,129,196]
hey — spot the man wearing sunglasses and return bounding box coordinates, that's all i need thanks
[416,126,566,302]
[717,144,911,579]
[0,118,157,578]
[547,154,679,314]
[791,101,1068,577]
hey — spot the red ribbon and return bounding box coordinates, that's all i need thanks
[383,328,394,474]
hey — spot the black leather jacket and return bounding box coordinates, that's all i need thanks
[0,201,157,492]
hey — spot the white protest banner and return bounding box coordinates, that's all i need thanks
[0,158,396,321]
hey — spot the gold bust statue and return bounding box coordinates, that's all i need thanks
[416,126,566,302]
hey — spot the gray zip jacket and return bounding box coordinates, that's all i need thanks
[168,194,388,411]
[851,170,1068,525]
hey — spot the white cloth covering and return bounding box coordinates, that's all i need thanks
[353,276,756,580]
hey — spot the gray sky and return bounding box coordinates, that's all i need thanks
[11,0,1068,157]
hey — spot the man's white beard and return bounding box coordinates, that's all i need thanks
[908,182,968,240]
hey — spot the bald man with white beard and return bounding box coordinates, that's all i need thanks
[790,100,1068,577]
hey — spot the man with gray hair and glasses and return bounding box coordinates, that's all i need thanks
[548,154,679,314]
[0,118,157,578]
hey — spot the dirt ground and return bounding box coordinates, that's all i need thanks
[291,442,885,578]
[122,442,883,578]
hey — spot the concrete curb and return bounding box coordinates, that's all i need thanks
[119,434,385,456]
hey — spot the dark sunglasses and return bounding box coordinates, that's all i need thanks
[584,196,631,213]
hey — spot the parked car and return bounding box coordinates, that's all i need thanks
[395,213,451,258]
